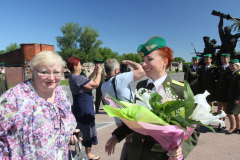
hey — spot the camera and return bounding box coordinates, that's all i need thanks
[120,64,131,73]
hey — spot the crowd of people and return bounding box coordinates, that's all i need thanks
[1,35,239,160]
[184,54,240,134]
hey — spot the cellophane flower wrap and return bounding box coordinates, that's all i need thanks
[103,80,226,160]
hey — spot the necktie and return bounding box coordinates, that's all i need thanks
[147,83,155,90]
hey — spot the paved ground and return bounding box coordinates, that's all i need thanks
[67,72,240,160]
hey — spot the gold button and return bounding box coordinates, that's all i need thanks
[142,138,144,142]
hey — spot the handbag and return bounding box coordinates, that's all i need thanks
[69,141,89,160]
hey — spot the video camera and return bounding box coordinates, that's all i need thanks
[120,64,131,73]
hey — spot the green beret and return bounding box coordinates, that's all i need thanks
[192,56,200,60]
[221,53,230,58]
[203,54,212,58]
[229,59,239,64]
[0,62,5,66]
[137,36,167,57]
[93,59,102,63]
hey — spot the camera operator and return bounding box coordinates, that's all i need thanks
[101,59,145,160]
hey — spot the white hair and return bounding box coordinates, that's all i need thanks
[104,59,120,75]
[29,51,65,70]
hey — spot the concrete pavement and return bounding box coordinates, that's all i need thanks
[67,72,240,160]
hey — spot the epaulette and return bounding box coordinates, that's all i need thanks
[172,80,184,87]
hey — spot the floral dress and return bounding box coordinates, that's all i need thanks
[0,80,77,160]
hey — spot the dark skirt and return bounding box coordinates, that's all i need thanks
[77,122,98,147]
[226,101,240,114]
[215,91,228,102]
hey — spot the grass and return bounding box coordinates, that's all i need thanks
[60,80,69,85]
[167,70,183,74]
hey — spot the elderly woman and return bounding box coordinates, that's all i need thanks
[0,51,80,159]
[67,57,102,160]
[105,36,200,160]
[225,59,240,134]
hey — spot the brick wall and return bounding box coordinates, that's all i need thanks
[0,43,55,85]
[5,67,24,86]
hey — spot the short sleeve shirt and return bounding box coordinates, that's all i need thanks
[69,74,91,95]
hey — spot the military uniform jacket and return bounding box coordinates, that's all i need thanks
[199,65,217,101]
[112,75,200,160]
[215,66,232,101]
[0,73,9,96]
[226,70,240,114]
[184,65,201,95]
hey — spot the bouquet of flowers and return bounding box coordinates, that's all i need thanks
[103,81,226,160]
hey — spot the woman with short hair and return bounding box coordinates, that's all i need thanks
[67,57,102,160]
[0,51,80,159]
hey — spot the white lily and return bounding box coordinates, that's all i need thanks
[190,90,226,127]
[135,88,152,110]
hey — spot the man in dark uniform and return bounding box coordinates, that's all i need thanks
[215,53,231,130]
[0,62,9,96]
[93,59,105,113]
[199,54,217,107]
[184,56,201,95]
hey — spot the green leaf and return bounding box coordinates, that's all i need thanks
[184,102,195,118]
[163,100,189,114]
[149,92,162,110]
[183,80,194,102]
[173,115,195,128]
[202,124,216,133]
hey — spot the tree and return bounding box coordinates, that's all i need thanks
[0,50,5,54]
[97,47,120,62]
[5,43,20,52]
[56,22,103,62]
[79,26,103,55]
[173,57,185,64]
[122,53,142,63]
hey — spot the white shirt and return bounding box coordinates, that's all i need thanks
[193,66,198,71]
[222,64,229,70]
[205,64,211,69]
[146,73,167,92]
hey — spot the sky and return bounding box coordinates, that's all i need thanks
[0,0,240,62]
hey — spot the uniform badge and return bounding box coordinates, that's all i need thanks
[146,43,157,51]
[138,52,144,57]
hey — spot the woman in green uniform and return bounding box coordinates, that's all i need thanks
[226,59,240,134]
[215,54,231,130]
[105,36,200,160]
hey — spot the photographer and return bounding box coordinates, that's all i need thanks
[101,59,145,160]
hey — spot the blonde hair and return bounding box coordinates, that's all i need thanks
[30,51,65,70]
[235,63,240,69]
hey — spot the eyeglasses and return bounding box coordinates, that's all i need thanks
[35,68,62,77]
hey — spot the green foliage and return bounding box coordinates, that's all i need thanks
[122,53,142,63]
[0,50,5,54]
[173,57,185,63]
[5,43,20,52]
[95,47,122,62]
[184,62,193,65]
[60,80,69,85]
[56,22,103,62]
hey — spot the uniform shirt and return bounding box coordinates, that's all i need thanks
[146,73,167,92]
